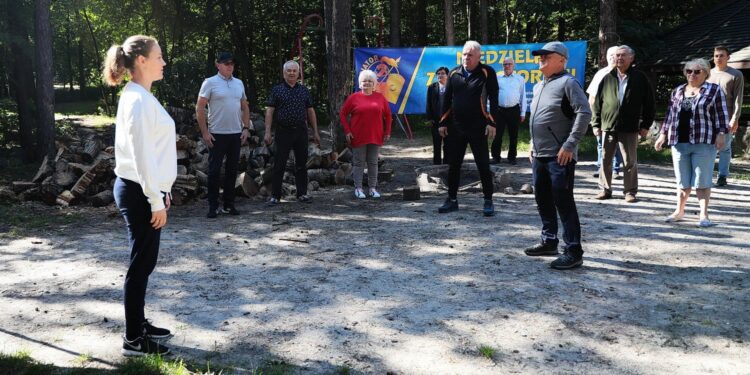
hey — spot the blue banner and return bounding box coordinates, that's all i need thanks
[353,41,587,114]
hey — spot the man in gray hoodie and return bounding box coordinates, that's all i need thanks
[523,42,591,270]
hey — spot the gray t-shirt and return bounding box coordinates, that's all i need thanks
[198,74,247,134]
[708,67,745,124]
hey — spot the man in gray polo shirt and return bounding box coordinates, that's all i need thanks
[196,52,251,218]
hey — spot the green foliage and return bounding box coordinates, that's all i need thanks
[0,350,57,375]
[477,345,496,360]
[0,98,21,150]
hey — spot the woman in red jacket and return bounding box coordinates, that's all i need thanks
[340,70,392,198]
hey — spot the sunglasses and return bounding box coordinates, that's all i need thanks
[684,69,703,75]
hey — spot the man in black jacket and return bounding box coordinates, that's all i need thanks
[426,66,449,164]
[437,41,499,217]
[591,45,655,203]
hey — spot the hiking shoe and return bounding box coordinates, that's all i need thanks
[595,190,612,200]
[122,336,171,357]
[206,207,219,218]
[624,193,637,203]
[221,206,240,215]
[483,199,495,217]
[523,242,559,256]
[550,252,583,270]
[715,176,727,187]
[354,189,366,199]
[297,194,312,203]
[266,197,279,206]
[143,320,173,340]
[369,189,381,199]
[438,198,458,213]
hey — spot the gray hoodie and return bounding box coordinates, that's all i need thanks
[529,71,591,160]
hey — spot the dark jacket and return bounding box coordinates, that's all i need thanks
[591,67,655,133]
[439,63,499,131]
[426,82,443,125]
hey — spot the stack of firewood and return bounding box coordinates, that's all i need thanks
[6,107,391,207]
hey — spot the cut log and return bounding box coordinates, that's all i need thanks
[235,172,259,197]
[175,135,196,151]
[39,178,65,205]
[0,186,18,204]
[174,174,199,194]
[520,183,534,194]
[334,163,353,185]
[32,155,53,183]
[90,189,114,207]
[307,168,333,186]
[11,181,37,194]
[494,172,512,191]
[55,190,76,207]
[337,147,352,163]
[70,157,113,198]
[195,170,208,186]
[403,185,421,200]
[307,181,320,192]
[260,166,274,186]
[177,165,188,175]
[81,138,102,163]
[53,159,78,188]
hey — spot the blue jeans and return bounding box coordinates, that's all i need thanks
[532,157,583,256]
[596,133,623,172]
[671,143,717,189]
[716,133,733,178]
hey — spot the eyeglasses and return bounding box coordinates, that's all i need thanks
[502,63,513,66]
[684,69,703,75]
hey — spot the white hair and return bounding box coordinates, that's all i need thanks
[282,60,299,72]
[684,58,711,80]
[358,70,378,89]
[606,45,619,64]
[463,40,481,52]
[502,57,515,64]
[617,45,635,56]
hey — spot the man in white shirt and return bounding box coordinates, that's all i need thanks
[587,46,623,178]
[490,57,526,165]
[708,46,745,187]
[196,52,251,218]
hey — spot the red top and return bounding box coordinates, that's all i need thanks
[339,91,392,147]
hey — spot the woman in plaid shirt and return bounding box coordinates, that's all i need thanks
[655,58,728,227]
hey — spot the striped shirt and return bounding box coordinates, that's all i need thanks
[660,82,728,146]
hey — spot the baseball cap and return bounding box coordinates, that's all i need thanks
[531,42,569,59]
[216,52,235,63]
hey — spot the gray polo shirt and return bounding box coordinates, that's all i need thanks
[198,73,247,134]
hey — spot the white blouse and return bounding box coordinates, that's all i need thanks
[114,82,177,212]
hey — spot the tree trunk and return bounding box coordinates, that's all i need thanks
[7,0,36,162]
[444,0,455,45]
[35,0,56,161]
[389,0,400,47]
[479,0,488,44]
[414,0,427,46]
[466,0,472,40]
[324,0,352,152]
[599,0,617,68]
[223,0,257,109]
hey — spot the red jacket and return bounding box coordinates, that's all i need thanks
[339,91,392,147]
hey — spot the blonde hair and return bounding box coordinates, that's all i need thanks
[684,58,711,80]
[102,35,158,86]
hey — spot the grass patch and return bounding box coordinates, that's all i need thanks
[477,345,496,360]
[0,204,84,237]
[54,100,101,116]
[0,349,57,375]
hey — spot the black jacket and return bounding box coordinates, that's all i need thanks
[426,82,442,125]
[439,63,499,130]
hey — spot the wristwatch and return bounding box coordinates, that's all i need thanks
[242,127,250,132]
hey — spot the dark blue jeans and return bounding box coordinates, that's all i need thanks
[532,157,583,256]
[207,133,241,209]
[113,177,162,340]
[445,127,494,200]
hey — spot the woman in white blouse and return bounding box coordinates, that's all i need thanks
[103,35,176,357]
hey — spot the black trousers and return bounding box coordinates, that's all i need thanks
[446,127,494,200]
[431,124,446,165]
[531,157,583,256]
[113,177,162,340]
[490,105,521,162]
[207,133,241,209]
[272,126,309,199]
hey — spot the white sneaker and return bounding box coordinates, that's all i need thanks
[354,189,366,199]
[369,189,381,198]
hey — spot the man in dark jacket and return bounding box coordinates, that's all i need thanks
[437,41,499,217]
[591,45,655,203]
[426,66,449,164]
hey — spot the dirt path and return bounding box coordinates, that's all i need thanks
[1,137,749,374]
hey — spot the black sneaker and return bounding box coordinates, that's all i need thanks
[143,320,173,340]
[550,252,583,270]
[438,198,458,213]
[716,176,727,187]
[221,206,240,215]
[523,242,559,256]
[122,336,171,357]
[297,194,312,203]
[483,199,495,217]
[490,158,501,165]
[206,207,219,218]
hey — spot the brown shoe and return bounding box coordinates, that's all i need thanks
[625,193,637,203]
[595,191,612,200]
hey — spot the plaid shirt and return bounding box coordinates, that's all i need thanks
[660,82,728,146]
